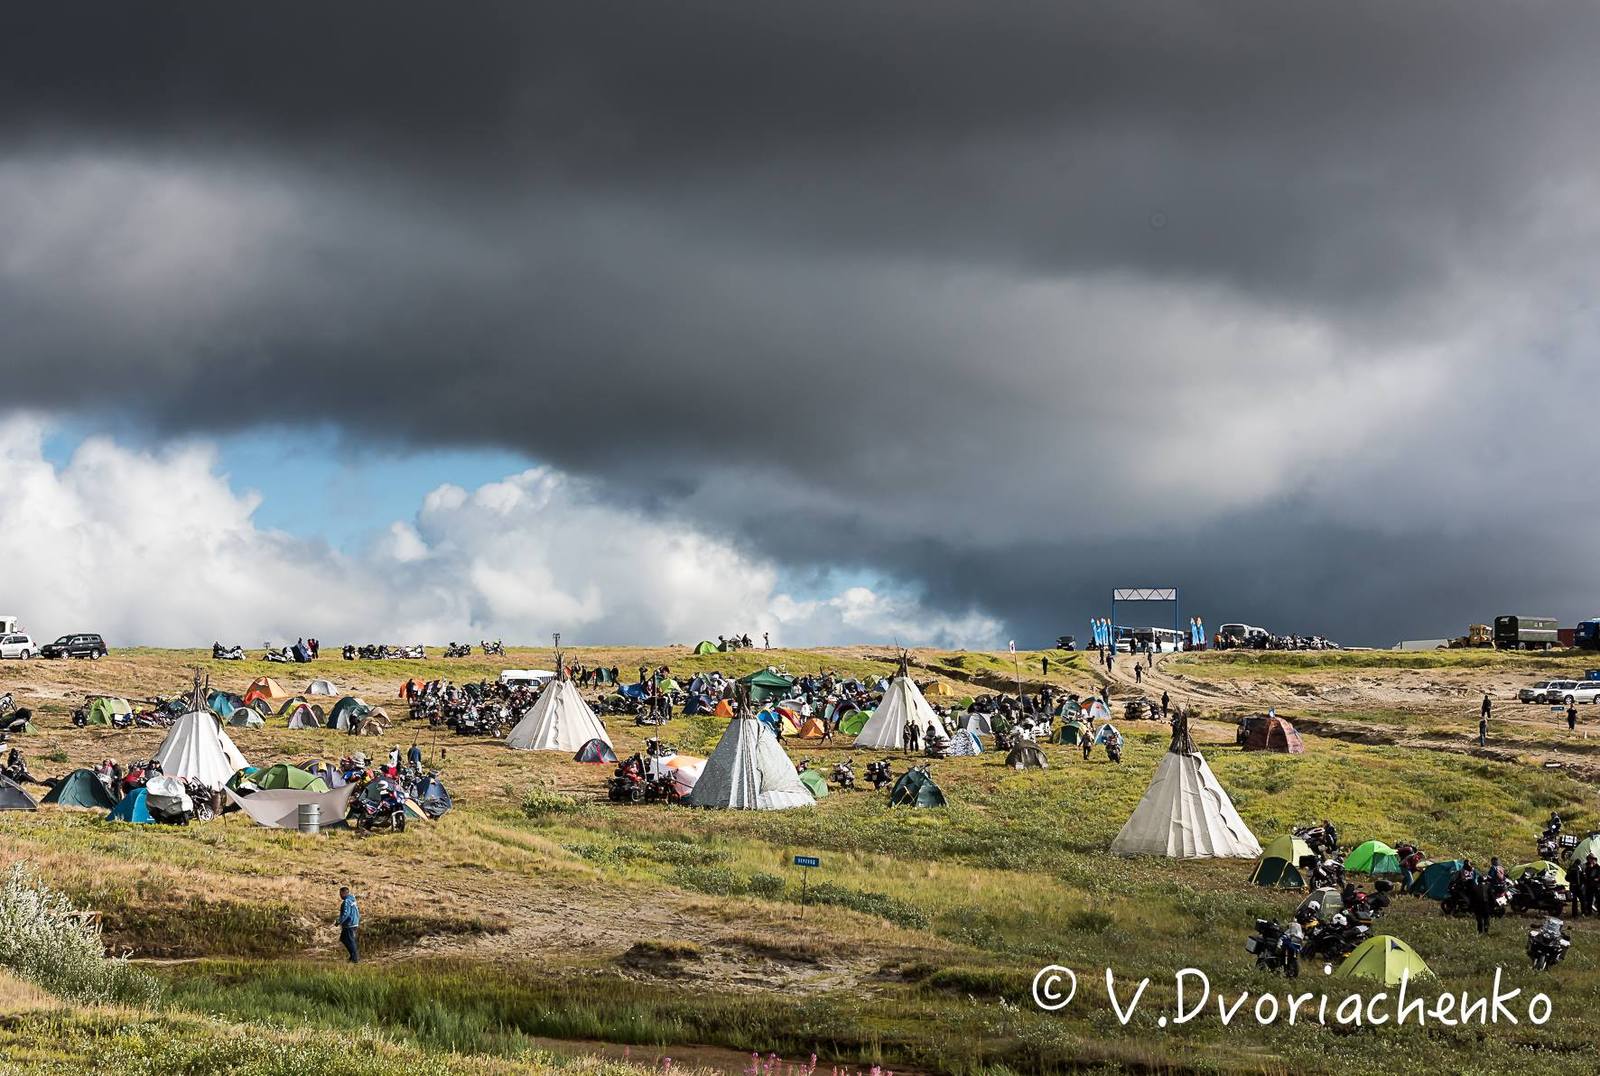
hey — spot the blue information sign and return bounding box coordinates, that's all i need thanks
[793,855,820,868]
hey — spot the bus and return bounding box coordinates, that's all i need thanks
[1114,626,1188,653]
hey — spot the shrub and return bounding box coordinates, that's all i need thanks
[671,864,744,895]
[804,883,928,929]
[746,871,785,899]
[0,864,161,1005]
[519,787,578,820]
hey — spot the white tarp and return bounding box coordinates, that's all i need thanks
[224,785,358,829]
[506,678,611,752]
[854,676,940,750]
[1110,750,1262,859]
[685,717,813,810]
[154,710,248,790]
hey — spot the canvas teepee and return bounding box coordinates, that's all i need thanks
[506,655,611,752]
[684,716,814,810]
[855,654,940,750]
[1109,711,1260,858]
[154,670,249,790]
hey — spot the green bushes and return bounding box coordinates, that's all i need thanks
[0,864,161,1005]
[803,883,927,929]
[520,787,579,820]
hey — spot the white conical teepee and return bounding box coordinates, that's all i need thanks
[855,658,940,750]
[685,717,814,810]
[507,660,611,752]
[1110,718,1260,858]
[154,710,248,790]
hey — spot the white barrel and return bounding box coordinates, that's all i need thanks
[297,803,321,834]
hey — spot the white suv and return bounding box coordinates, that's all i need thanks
[1557,681,1600,705]
[0,633,36,659]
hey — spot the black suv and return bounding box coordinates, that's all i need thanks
[40,633,108,660]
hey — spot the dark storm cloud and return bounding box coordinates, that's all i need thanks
[3,1,1600,644]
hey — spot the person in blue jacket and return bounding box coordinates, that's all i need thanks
[337,886,360,963]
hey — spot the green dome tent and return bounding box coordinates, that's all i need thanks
[83,696,132,726]
[738,668,794,705]
[42,769,116,809]
[889,765,945,808]
[1250,835,1315,888]
[1334,936,1433,986]
[0,777,39,811]
[1409,859,1464,900]
[839,709,870,737]
[1509,860,1567,885]
[248,763,330,793]
[328,697,373,732]
[228,708,265,729]
[1567,835,1600,871]
[1344,840,1401,876]
[692,641,718,656]
[798,769,830,799]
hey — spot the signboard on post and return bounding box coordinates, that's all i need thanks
[794,854,819,917]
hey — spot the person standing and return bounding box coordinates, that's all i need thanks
[1134,664,1143,685]
[1569,701,1579,732]
[1481,693,1492,722]
[1041,655,1050,677]
[337,886,360,963]
[1160,690,1170,719]
[763,632,770,650]
[407,742,422,768]
[1478,712,1488,748]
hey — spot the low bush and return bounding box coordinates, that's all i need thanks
[0,864,161,1005]
[519,787,579,820]
[803,883,927,929]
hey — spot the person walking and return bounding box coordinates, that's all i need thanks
[1478,713,1488,748]
[337,886,360,963]
[1568,701,1579,732]
[763,632,770,650]
[1041,655,1049,676]
[1481,693,1492,722]
[407,742,422,768]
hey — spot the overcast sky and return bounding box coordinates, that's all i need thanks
[3,3,1599,647]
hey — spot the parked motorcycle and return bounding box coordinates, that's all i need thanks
[211,643,245,661]
[1528,917,1572,970]
[1511,871,1569,916]
[350,793,407,834]
[1245,919,1299,978]
[444,642,472,658]
[1302,916,1369,962]
[864,759,893,790]
[481,640,506,657]
[831,759,857,791]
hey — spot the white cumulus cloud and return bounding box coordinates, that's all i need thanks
[0,418,998,650]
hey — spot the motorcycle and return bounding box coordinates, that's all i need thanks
[1245,919,1299,978]
[1527,917,1572,970]
[1302,917,1369,961]
[444,642,472,658]
[211,643,245,661]
[609,756,648,803]
[1511,871,1569,916]
[1106,737,1123,764]
[350,795,407,833]
[831,759,857,791]
[864,759,893,790]
[1294,824,1340,859]
[481,640,505,657]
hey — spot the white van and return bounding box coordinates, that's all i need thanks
[498,669,556,688]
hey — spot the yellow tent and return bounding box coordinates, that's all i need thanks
[925,681,960,700]
[1334,936,1433,986]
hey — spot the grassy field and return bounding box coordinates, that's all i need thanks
[4,647,1600,1073]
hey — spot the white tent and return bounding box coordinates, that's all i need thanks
[153,710,248,791]
[1109,749,1261,859]
[959,711,994,736]
[305,679,339,696]
[685,717,813,810]
[225,785,358,829]
[506,677,611,752]
[854,675,940,750]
